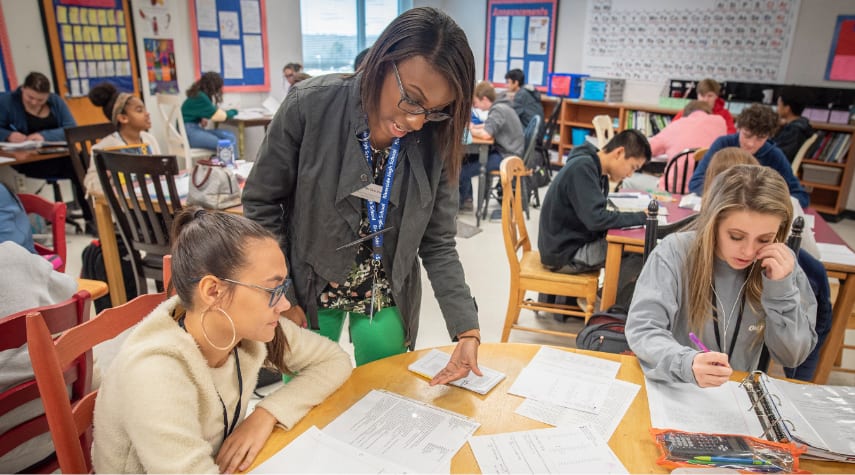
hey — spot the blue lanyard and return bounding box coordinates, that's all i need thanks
[357,131,401,263]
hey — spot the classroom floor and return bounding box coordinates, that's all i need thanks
[59,180,855,386]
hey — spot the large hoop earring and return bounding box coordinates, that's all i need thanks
[200,307,237,351]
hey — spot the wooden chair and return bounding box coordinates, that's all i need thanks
[661,148,699,195]
[592,114,615,148]
[26,292,165,474]
[94,151,182,294]
[155,93,214,169]
[18,193,67,272]
[791,133,819,175]
[499,156,599,342]
[0,290,91,474]
[63,123,116,233]
[693,147,709,165]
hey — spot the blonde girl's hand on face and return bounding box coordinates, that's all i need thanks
[215,407,277,473]
[691,351,732,388]
[756,242,794,281]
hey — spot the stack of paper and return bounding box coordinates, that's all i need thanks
[509,347,640,441]
[0,140,67,151]
[408,349,505,395]
[817,243,855,266]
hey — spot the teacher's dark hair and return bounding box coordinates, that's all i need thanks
[359,7,475,179]
[170,207,291,374]
[22,72,51,93]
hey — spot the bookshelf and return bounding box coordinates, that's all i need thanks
[542,99,680,166]
[798,122,855,215]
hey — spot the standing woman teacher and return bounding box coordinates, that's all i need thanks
[243,7,481,384]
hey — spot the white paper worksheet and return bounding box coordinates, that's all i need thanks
[251,426,414,473]
[322,390,480,473]
[469,425,627,474]
[515,378,640,440]
[508,347,620,413]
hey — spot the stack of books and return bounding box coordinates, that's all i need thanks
[807,131,851,163]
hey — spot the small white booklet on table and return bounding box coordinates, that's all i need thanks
[408,348,506,395]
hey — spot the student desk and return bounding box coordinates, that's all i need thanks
[0,148,70,167]
[465,136,493,227]
[245,343,850,473]
[600,200,855,385]
[91,194,242,307]
[222,116,273,161]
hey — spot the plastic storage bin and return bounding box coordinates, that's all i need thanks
[548,73,589,98]
[572,128,589,146]
[801,164,842,186]
[581,77,626,102]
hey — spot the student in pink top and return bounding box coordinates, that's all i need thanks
[672,79,736,134]
[652,100,728,191]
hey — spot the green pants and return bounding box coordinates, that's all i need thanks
[316,306,407,366]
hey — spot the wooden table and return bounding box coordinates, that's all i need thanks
[465,136,493,227]
[246,343,851,473]
[92,194,243,307]
[0,148,70,167]
[600,200,855,385]
[223,116,273,161]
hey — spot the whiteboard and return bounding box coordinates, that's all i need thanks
[582,0,800,83]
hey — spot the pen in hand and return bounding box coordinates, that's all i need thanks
[688,332,709,352]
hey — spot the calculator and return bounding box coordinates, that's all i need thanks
[664,433,753,459]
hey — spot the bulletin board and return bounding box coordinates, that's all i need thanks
[0,4,16,93]
[189,0,269,92]
[484,0,557,90]
[825,15,855,82]
[581,0,800,83]
[40,0,141,125]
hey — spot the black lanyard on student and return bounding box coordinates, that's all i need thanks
[710,290,747,359]
[178,315,243,444]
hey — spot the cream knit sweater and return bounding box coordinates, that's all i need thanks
[92,296,352,473]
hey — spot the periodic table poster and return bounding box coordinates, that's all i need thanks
[51,0,134,97]
[582,0,800,83]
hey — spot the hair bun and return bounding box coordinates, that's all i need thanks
[88,82,118,107]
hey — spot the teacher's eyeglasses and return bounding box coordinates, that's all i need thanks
[391,62,452,122]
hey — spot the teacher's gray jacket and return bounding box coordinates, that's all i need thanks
[242,73,479,347]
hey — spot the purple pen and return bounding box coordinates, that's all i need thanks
[688,332,710,352]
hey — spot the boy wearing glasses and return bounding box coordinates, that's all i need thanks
[688,103,809,207]
[460,81,525,210]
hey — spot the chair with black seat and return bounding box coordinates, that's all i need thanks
[0,290,91,474]
[480,115,541,222]
[499,156,600,342]
[62,123,116,234]
[661,148,698,195]
[94,150,182,294]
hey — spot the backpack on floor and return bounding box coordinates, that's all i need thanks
[575,305,633,355]
[81,237,138,312]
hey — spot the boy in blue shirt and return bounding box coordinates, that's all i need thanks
[689,103,809,207]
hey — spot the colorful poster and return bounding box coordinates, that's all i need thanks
[144,38,178,95]
[825,16,855,82]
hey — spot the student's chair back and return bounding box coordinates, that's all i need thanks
[693,147,709,165]
[592,115,615,148]
[155,93,214,169]
[791,133,819,175]
[0,290,91,474]
[661,148,699,195]
[26,292,165,474]
[641,200,699,264]
[499,156,600,342]
[18,193,67,272]
[94,151,182,294]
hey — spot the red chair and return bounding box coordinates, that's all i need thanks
[17,193,67,273]
[0,290,91,473]
[26,292,165,474]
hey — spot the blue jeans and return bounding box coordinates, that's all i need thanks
[185,122,236,151]
[459,155,481,204]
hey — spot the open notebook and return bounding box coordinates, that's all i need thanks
[646,371,855,463]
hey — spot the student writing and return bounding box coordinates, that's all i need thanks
[626,165,817,387]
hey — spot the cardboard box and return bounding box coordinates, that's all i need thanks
[801,163,842,186]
